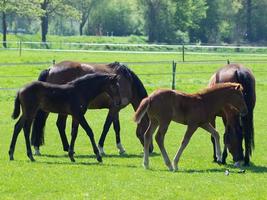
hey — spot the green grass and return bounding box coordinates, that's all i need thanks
[0,49,267,199]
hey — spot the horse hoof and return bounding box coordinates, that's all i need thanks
[143,163,149,170]
[119,149,126,155]
[9,156,14,161]
[168,167,174,172]
[34,151,41,156]
[98,145,105,156]
[70,157,75,162]
[30,157,35,162]
[234,161,241,168]
[96,155,102,163]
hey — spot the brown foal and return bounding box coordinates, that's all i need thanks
[134,83,248,171]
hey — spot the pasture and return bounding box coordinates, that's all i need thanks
[0,50,266,199]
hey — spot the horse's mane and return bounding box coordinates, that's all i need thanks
[108,62,148,99]
[199,82,243,95]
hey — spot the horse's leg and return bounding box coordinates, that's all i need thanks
[98,108,118,155]
[68,118,79,162]
[23,119,35,161]
[78,115,102,163]
[56,114,69,152]
[143,119,158,169]
[31,110,49,156]
[222,144,228,165]
[113,113,125,155]
[201,123,222,163]
[9,116,25,160]
[210,117,217,162]
[155,121,173,171]
[173,125,198,171]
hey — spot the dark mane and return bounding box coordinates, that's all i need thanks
[108,62,148,99]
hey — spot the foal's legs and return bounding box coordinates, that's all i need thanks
[78,115,102,163]
[9,116,25,160]
[56,114,69,152]
[143,119,158,169]
[113,113,125,154]
[23,119,35,161]
[173,125,198,171]
[201,123,222,162]
[155,121,173,171]
[68,118,79,162]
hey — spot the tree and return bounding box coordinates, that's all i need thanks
[173,0,207,42]
[70,0,98,36]
[139,0,176,43]
[0,0,42,48]
[39,0,79,43]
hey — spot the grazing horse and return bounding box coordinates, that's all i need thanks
[209,64,256,166]
[31,61,150,156]
[134,83,248,171]
[9,73,121,162]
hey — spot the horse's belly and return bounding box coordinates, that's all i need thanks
[40,102,71,115]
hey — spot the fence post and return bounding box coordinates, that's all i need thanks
[19,40,22,56]
[172,61,177,90]
[182,44,185,62]
[227,59,230,64]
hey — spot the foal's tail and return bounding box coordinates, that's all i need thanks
[12,92,21,119]
[134,97,150,124]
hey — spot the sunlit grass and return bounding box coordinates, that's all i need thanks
[0,50,266,199]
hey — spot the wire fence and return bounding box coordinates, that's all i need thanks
[0,58,267,91]
[3,41,267,58]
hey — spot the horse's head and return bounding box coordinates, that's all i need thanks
[105,74,121,107]
[224,116,244,163]
[228,84,248,116]
[135,114,154,153]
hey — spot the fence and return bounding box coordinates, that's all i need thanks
[0,58,267,91]
[2,41,267,59]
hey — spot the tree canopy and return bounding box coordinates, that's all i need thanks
[1,0,267,45]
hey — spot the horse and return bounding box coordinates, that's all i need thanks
[209,64,256,166]
[134,83,248,171]
[9,73,121,162]
[30,61,151,156]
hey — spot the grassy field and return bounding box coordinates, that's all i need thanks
[0,49,266,199]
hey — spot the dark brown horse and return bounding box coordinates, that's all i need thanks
[31,61,150,156]
[209,64,256,166]
[9,73,121,162]
[134,83,248,171]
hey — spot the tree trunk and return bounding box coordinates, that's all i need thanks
[41,14,48,43]
[147,2,157,42]
[40,0,49,46]
[246,0,252,42]
[79,23,83,35]
[2,12,7,48]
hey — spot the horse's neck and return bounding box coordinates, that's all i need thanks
[131,92,145,111]
[201,88,232,112]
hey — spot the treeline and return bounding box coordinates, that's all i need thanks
[1,0,267,45]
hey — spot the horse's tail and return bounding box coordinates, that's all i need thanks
[31,68,50,146]
[236,69,255,156]
[12,92,21,119]
[134,97,150,124]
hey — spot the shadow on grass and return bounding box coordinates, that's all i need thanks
[40,151,160,159]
